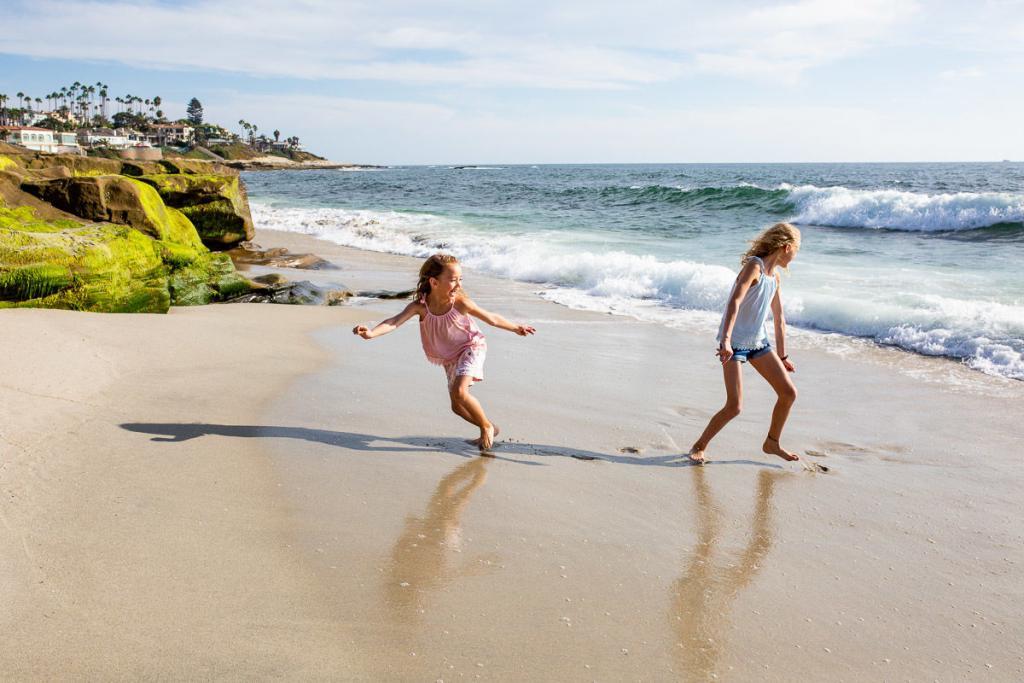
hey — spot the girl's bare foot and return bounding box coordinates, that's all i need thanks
[468,424,499,447]
[688,446,707,464]
[478,424,497,450]
[763,435,799,461]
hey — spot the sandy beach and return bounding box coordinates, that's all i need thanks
[2,228,1022,680]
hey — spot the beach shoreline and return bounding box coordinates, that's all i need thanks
[1,228,1021,679]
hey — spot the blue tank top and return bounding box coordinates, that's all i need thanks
[717,256,777,349]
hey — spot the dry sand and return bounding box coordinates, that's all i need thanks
[2,229,1022,680]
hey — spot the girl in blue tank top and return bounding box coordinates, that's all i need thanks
[688,223,802,464]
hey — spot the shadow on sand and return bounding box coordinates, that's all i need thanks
[119,422,782,469]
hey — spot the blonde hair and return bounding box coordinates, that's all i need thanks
[416,253,461,301]
[742,222,801,266]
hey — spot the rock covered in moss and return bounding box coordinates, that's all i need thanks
[0,150,262,312]
[0,203,170,312]
[21,175,206,250]
[136,173,255,248]
[167,251,252,306]
[20,153,125,177]
[156,158,233,175]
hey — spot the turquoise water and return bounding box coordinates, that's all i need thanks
[243,163,1024,379]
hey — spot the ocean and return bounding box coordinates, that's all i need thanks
[243,163,1024,381]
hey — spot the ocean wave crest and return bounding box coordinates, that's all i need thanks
[583,182,1024,232]
[784,184,1024,232]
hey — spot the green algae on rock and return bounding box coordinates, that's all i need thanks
[167,251,251,306]
[0,204,169,312]
[136,173,255,248]
[21,175,207,250]
[0,150,260,312]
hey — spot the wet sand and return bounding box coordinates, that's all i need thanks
[2,229,1022,679]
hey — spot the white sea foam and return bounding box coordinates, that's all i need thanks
[783,184,1024,231]
[251,201,1024,380]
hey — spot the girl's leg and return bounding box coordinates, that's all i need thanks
[449,375,495,449]
[749,353,799,461]
[450,401,502,446]
[689,360,743,463]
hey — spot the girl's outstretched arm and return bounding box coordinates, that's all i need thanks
[457,297,535,336]
[717,259,761,363]
[770,280,795,372]
[353,301,422,340]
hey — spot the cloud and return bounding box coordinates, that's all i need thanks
[0,0,921,88]
[692,0,921,82]
[939,66,986,80]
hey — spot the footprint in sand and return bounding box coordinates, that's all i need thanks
[820,441,873,456]
[805,449,829,457]
[672,405,710,419]
[618,446,642,454]
[802,461,830,474]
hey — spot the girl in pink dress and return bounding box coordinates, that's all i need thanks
[353,254,535,450]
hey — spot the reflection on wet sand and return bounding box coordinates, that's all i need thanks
[671,468,778,680]
[383,456,491,621]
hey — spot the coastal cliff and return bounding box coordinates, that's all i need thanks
[0,143,255,313]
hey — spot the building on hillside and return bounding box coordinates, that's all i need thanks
[77,128,131,149]
[122,129,156,147]
[49,109,79,126]
[151,123,194,146]
[0,126,60,153]
[25,111,49,126]
[56,131,84,155]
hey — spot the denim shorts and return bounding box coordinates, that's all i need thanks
[730,342,773,363]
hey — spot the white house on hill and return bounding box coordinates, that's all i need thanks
[0,126,60,153]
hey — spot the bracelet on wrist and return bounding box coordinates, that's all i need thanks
[779,354,789,361]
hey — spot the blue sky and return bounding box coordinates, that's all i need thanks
[1,0,1022,164]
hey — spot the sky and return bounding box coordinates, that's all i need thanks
[1,0,1022,164]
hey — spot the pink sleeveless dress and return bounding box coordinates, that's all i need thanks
[420,298,487,387]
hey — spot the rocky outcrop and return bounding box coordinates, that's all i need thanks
[0,149,254,313]
[227,242,335,270]
[135,173,255,248]
[3,149,252,249]
[0,205,170,312]
[229,272,353,305]
[22,175,204,248]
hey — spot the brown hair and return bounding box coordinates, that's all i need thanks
[743,222,801,266]
[415,253,460,301]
